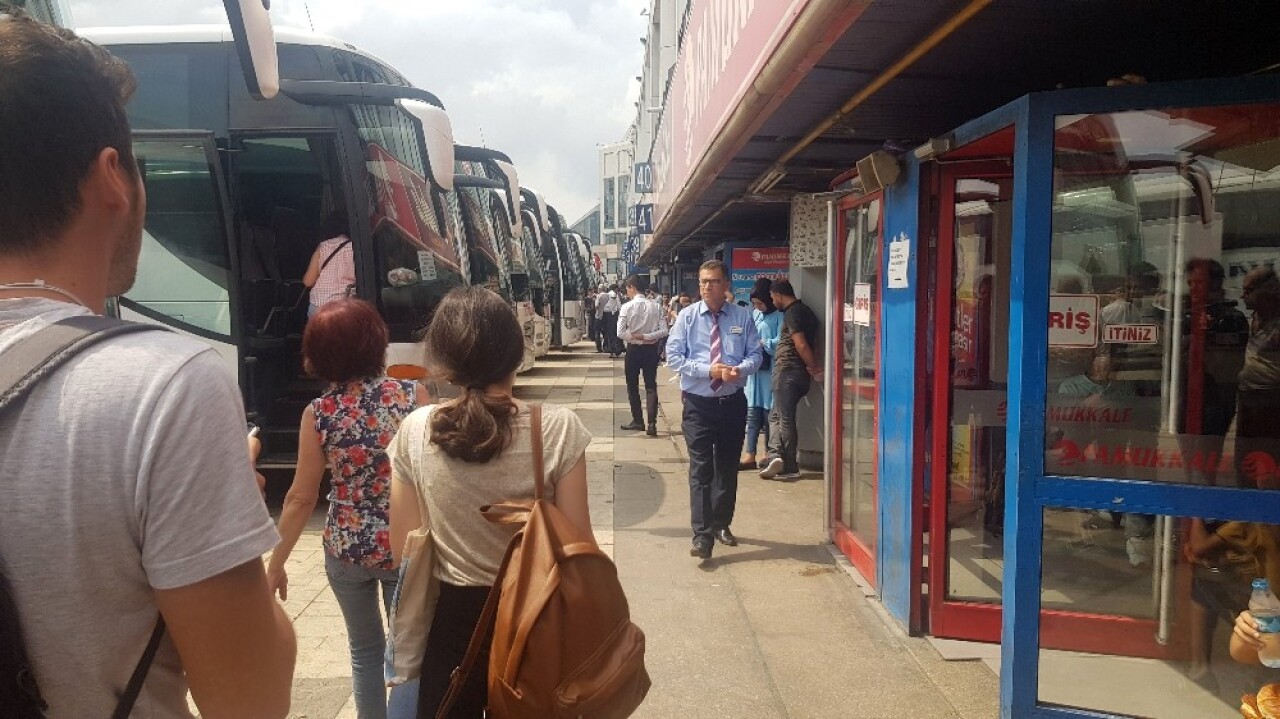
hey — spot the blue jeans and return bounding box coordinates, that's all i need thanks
[745,406,769,456]
[325,554,398,719]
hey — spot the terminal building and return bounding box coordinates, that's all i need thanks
[628,1,1280,716]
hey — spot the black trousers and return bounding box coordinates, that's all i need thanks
[417,583,492,719]
[602,311,620,355]
[625,343,660,425]
[683,390,747,542]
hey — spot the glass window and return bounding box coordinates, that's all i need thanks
[1045,104,1280,488]
[618,175,630,229]
[1037,506,1280,718]
[348,104,465,340]
[604,177,616,229]
[946,176,1014,604]
[108,44,230,133]
[840,199,881,552]
[126,137,232,336]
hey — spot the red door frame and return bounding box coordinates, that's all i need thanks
[830,192,883,586]
[925,161,1181,658]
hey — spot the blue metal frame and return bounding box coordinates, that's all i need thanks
[999,73,1280,718]
[878,157,923,627]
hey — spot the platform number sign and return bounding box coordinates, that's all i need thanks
[630,204,654,234]
[633,162,654,194]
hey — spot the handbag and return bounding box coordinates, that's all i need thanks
[383,408,442,686]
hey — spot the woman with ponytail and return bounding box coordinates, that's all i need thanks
[388,286,594,718]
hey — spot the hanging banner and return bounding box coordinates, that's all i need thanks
[730,246,789,304]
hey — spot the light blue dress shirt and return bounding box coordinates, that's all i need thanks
[666,300,763,397]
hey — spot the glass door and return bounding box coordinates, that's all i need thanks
[832,194,882,584]
[928,165,1014,640]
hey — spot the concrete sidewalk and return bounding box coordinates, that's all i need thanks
[272,342,999,718]
[610,352,1000,719]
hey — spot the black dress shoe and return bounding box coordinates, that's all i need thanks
[646,424,658,436]
[690,539,712,560]
[715,528,738,546]
[620,422,644,431]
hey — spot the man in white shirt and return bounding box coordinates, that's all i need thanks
[617,275,668,435]
[602,284,623,357]
[594,285,610,353]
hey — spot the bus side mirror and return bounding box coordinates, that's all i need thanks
[398,99,455,192]
[223,0,279,100]
[493,160,522,238]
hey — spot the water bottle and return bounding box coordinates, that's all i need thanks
[1249,578,1280,668]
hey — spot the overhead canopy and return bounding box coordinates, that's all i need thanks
[641,0,1280,264]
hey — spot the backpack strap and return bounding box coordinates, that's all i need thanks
[435,533,519,719]
[318,237,352,274]
[0,315,168,716]
[0,315,160,415]
[434,403,544,719]
[531,404,545,501]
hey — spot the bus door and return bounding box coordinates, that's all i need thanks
[226,131,351,431]
[123,131,241,385]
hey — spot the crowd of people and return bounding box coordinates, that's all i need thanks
[0,15,598,719]
[601,261,822,560]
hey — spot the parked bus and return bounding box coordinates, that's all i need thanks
[83,25,462,464]
[454,146,549,363]
[524,191,586,347]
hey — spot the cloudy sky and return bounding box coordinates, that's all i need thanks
[70,0,647,224]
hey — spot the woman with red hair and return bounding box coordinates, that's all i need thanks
[266,299,427,719]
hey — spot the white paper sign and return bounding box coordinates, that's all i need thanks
[887,233,910,289]
[853,283,871,326]
[1048,294,1099,347]
[416,251,438,281]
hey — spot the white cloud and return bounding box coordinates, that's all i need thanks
[70,0,647,224]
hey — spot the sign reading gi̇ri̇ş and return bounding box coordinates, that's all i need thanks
[1048,294,1099,347]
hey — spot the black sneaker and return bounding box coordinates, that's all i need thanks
[646,424,658,436]
[620,422,644,431]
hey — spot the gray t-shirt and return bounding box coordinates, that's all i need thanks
[0,299,279,719]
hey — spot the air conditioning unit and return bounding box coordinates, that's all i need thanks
[856,150,901,194]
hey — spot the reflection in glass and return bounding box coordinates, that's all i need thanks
[1039,508,1280,718]
[129,138,232,335]
[946,177,1013,603]
[839,200,880,553]
[1046,104,1280,489]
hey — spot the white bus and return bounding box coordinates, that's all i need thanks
[82,25,466,465]
[523,191,586,347]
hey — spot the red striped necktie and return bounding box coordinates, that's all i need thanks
[709,310,723,391]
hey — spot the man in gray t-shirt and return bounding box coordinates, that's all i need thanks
[0,15,295,718]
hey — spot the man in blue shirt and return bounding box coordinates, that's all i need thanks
[667,260,763,559]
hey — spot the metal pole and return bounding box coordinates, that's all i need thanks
[823,199,838,537]
[1157,515,1175,644]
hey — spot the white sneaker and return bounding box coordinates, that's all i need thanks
[759,458,784,479]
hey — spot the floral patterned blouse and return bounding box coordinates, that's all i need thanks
[312,377,416,569]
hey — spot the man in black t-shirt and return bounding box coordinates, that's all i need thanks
[761,280,820,479]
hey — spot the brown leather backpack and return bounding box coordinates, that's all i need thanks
[436,405,651,719]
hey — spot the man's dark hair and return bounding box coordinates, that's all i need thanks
[0,10,138,255]
[1186,258,1226,290]
[699,259,728,279]
[625,274,649,294]
[771,279,796,298]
